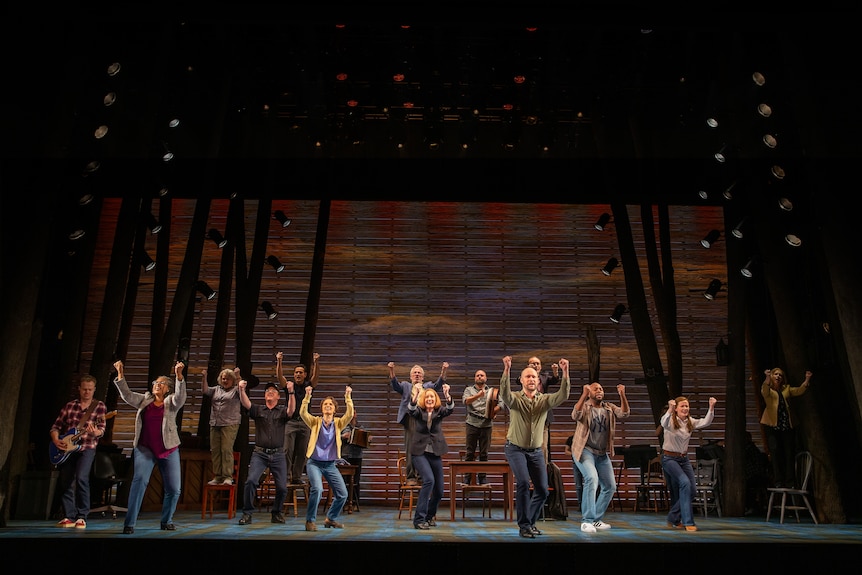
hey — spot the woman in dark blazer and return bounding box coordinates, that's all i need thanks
[407,382,454,530]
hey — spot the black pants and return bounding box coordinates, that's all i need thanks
[464,423,491,484]
[764,425,796,487]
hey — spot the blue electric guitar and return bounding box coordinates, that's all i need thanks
[49,410,116,466]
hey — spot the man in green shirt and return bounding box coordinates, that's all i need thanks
[499,355,570,539]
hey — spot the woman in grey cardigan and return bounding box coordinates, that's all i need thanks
[113,359,187,534]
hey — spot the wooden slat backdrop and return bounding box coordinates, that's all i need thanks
[84,198,753,511]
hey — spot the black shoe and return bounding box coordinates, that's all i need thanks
[271,512,286,523]
[427,518,437,527]
[122,526,134,534]
[519,528,536,539]
[160,523,176,531]
[530,525,542,535]
[414,522,430,530]
[239,514,253,525]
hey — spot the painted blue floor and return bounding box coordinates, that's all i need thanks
[2,506,859,571]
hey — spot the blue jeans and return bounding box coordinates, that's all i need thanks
[411,452,444,525]
[662,454,696,526]
[306,459,348,523]
[243,449,287,515]
[59,448,95,520]
[124,446,181,528]
[504,441,548,529]
[570,461,584,512]
[574,449,616,523]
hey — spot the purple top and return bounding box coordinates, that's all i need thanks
[139,403,177,459]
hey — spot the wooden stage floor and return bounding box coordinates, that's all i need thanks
[1,506,859,571]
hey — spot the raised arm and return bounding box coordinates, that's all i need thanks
[238,379,251,410]
[572,384,590,419]
[616,383,630,415]
[201,367,210,394]
[276,352,289,387]
[308,352,320,388]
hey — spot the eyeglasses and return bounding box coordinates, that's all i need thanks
[151,380,169,386]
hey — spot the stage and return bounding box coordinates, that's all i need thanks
[1,506,858,571]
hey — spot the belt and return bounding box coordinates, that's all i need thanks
[663,450,685,457]
[507,441,541,453]
[255,446,282,454]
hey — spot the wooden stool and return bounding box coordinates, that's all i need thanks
[284,482,309,517]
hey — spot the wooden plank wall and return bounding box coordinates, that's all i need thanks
[86,198,756,512]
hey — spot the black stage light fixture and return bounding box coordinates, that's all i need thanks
[208,228,227,248]
[273,210,291,228]
[731,219,745,239]
[594,213,611,231]
[601,257,620,276]
[146,212,162,234]
[266,255,285,273]
[141,252,156,272]
[704,279,723,300]
[196,280,217,300]
[609,304,627,323]
[700,229,721,248]
[260,301,278,320]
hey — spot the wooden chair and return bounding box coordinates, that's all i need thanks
[254,469,309,517]
[635,456,668,513]
[397,455,422,519]
[766,451,818,524]
[693,458,722,517]
[458,450,493,518]
[614,444,657,511]
[201,451,240,519]
[284,476,310,516]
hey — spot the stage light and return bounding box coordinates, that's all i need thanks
[704,279,723,300]
[731,219,745,239]
[141,252,156,272]
[609,304,627,323]
[208,228,227,248]
[260,301,279,320]
[273,210,291,228]
[196,280,217,300]
[146,212,162,234]
[594,213,611,231]
[700,230,721,248]
[601,257,619,276]
[266,255,285,273]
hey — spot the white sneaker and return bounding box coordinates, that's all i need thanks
[581,522,597,533]
[222,478,234,485]
[593,520,611,530]
[208,478,221,485]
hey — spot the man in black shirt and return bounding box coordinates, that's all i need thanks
[237,377,295,525]
[277,351,319,485]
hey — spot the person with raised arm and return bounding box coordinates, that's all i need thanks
[113,359,187,534]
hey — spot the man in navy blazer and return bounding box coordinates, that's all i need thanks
[388,361,448,484]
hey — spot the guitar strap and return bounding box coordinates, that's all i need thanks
[73,400,99,435]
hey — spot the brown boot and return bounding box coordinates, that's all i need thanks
[305,521,317,531]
